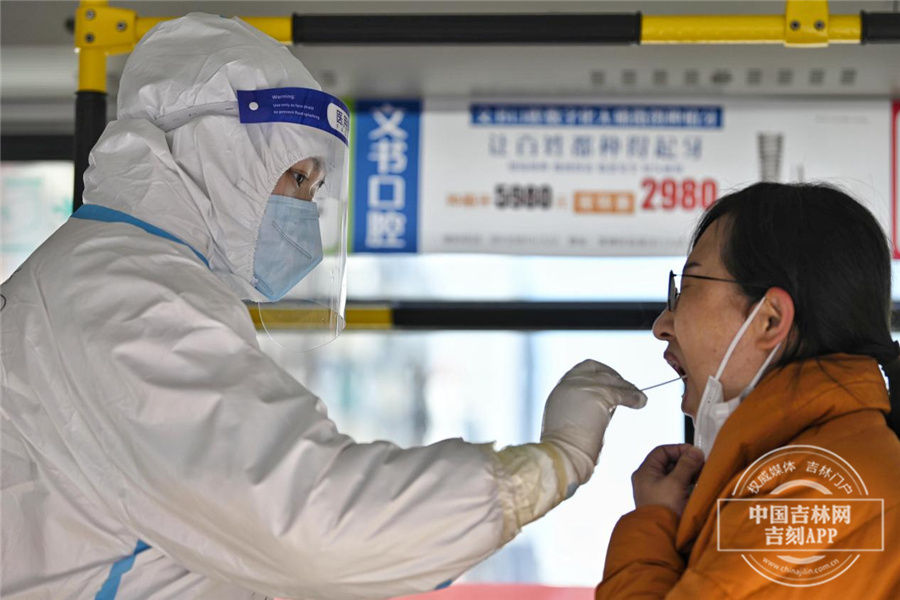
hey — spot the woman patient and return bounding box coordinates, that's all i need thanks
[597,182,900,598]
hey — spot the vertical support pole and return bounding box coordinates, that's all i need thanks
[73,90,106,211]
[685,415,695,445]
[73,2,109,211]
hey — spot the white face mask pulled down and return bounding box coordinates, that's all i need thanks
[693,298,782,458]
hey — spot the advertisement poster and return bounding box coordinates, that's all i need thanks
[353,98,892,256]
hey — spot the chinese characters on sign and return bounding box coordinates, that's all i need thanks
[350,98,891,255]
[470,104,723,128]
[423,98,890,256]
[353,100,421,252]
[485,133,704,173]
[474,105,715,184]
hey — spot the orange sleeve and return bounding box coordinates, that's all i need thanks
[595,505,684,599]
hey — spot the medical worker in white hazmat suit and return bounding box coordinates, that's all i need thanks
[0,14,646,600]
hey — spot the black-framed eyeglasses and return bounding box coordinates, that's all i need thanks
[667,270,768,312]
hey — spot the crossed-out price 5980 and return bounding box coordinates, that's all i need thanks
[640,177,718,211]
[446,185,554,209]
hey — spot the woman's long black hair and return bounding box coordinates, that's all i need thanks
[693,182,900,437]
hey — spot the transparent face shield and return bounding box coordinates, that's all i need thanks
[237,88,351,350]
[264,141,349,350]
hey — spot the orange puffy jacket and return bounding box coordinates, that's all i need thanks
[596,354,900,599]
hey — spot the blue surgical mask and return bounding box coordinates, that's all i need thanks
[252,194,323,302]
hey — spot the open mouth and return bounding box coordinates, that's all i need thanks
[664,351,688,382]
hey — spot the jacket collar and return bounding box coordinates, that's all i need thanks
[675,353,889,550]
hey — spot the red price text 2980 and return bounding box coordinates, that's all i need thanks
[640,178,718,211]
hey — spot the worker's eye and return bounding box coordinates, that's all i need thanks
[292,172,307,187]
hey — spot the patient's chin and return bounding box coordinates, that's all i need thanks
[681,390,698,418]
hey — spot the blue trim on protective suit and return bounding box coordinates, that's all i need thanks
[72,204,210,268]
[94,539,151,600]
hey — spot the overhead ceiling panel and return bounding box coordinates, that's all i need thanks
[2,1,898,134]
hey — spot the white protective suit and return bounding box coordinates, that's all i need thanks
[0,13,645,600]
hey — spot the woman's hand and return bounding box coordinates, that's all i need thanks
[632,444,705,517]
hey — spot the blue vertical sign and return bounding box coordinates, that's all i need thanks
[353,100,421,253]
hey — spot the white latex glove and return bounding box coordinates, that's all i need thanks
[540,359,647,492]
[489,360,646,544]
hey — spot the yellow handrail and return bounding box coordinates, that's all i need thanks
[75,2,292,92]
[74,0,866,92]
